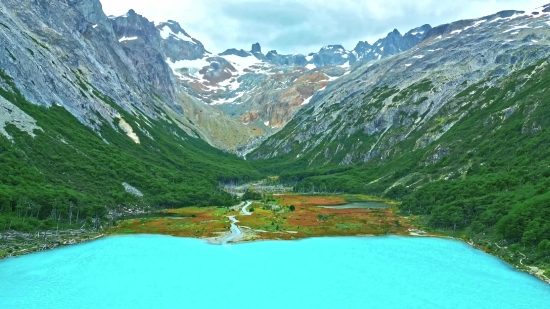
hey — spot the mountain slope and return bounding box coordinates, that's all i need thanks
[251,8,550,164]
[0,0,262,230]
[249,6,550,268]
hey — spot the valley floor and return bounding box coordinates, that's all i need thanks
[108,194,416,243]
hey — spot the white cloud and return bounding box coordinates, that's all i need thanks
[100,0,549,54]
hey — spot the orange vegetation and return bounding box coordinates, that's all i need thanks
[109,195,416,242]
[237,197,414,241]
[108,207,230,238]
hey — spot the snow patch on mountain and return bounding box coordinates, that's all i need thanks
[159,25,195,44]
[503,25,532,33]
[222,54,263,74]
[301,95,313,105]
[166,58,210,78]
[119,36,138,42]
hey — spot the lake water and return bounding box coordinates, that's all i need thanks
[319,201,391,209]
[1,235,549,309]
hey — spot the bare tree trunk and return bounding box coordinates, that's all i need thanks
[69,202,73,225]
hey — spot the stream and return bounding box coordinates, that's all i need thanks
[220,201,252,245]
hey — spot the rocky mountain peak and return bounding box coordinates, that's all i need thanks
[320,45,346,52]
[154,19,208,61]
[111,9,158,43]
[354,24,431,62]
[159,20,192,39]
[251,43,262,54]
[389,29,401,37]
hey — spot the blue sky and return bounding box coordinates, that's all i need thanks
[100,0,550,54]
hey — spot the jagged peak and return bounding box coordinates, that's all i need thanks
[251,43,262,54]
[357,40,370,45]
[388,28,402,37]
[109,8,143,20]
[219,48,251,57]
[320,45,346,52]
[154,20,207,51]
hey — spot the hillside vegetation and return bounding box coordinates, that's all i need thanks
[0,69,261,232]
[253,60,550,270]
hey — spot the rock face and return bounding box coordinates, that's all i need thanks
[250,8,550,163]
[251,43,262,54]
[0,96,42,140]
[110,10,176,104]
[0,0,149,130]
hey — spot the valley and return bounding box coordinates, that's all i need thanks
[0,0,550,302]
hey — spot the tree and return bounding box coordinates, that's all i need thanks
[537,239,550,258]
[0,201,10,214]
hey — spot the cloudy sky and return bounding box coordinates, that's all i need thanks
[100,0,549,54]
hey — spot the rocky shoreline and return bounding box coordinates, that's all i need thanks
[0,229,103,260]
[408,229,550,286]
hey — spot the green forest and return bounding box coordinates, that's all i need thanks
[0,68,261,232]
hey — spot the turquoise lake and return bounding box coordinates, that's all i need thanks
[1,235,549,308]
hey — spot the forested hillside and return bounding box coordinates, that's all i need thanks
[252,58,550,266]
[0,69,261,232]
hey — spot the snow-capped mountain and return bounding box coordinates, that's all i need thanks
[141,18,433,136]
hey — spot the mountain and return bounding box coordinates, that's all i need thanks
[0,0,262,227]
[155,22,432,140]
[0,0,434,229]
[250,5,550,265]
